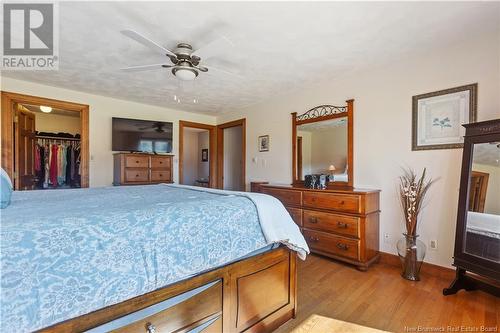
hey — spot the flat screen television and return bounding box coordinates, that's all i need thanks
[112,117,173,153]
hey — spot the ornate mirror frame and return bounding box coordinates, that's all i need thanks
[292,99,354,188]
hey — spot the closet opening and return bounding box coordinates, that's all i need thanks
[1,92,89,190]
[19,103,82,190]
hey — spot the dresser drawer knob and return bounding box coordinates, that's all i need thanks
[340,200,345,205]
[136,174,140,177]
[336,243,349,251]
[337,222,348,229]
[146,323,156,333]
[309,217,318,224]
[135,160,139,163]
[308,236,319,243]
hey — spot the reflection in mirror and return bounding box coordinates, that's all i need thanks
[465,141,500,263]
[296,117,348,182]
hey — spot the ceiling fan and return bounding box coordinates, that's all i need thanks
[138,122,168,133]
[120,29,238,81]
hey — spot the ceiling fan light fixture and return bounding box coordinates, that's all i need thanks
[172,67,198,81]
[40,106,52,113]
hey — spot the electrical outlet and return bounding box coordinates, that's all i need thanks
[384,233,390,244]
[430,239,438,250]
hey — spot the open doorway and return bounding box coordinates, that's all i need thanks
[1,92,89,190]
[217,119,245,191]
[179,121,216,188]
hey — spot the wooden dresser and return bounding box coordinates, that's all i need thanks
[113,153,173,186]
[253,183,380,271]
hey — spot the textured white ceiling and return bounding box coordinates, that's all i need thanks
[473,143,500,167]
[2,2,499,115]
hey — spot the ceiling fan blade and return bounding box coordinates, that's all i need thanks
[200,64,242,78]
[120,64,172,72]
[192,35,233,60]
[121,29,176,57]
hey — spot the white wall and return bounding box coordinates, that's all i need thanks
[182,130,199,186]
[310,126,347,174]
[223,126,243,191]
[472,163,500,215]
[1,77,216,186]
[197,131,210,181]
[35,112,81,135]
[216,33,500,267]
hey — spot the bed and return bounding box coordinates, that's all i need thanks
[465,211,500,262]
[1,184,308,333]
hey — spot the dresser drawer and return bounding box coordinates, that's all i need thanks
[125,155,149,168]
[125,169,149,182]
[303,192,360,213]
[303,210,359,238]
[112,280,222,333]
[286,207,303,227]
[151,170,171,182]
[303,229,360,260]
[151,156,171,169]
[262,188,302,206]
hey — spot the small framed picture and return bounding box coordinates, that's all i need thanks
[201,148,208,162]
[412,83,477,151]
[258,135,270,152]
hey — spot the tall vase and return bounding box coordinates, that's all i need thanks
[396,233,426,281]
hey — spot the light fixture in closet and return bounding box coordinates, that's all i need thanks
[40,106,52,113]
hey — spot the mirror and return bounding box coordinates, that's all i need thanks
[465,141,500,263]
[292,100,353,187]
[296,117,348,181]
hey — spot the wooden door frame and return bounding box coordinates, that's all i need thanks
[216,118,246,190]
[179,120,217,188]
[469,171,489,213]
[1,91,90,188]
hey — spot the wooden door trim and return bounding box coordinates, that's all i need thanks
[216,118,246,190]
[15,106,36,190]
[297,136,302,181]
[179,120,217,188]
[469,171,489,213]
[1,91,90,188]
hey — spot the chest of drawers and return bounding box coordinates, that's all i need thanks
[254,183,380,271]
[113,153,173,186]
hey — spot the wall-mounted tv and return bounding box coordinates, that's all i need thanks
[112,117,173,153]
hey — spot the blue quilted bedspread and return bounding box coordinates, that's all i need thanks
[0,185,268,332]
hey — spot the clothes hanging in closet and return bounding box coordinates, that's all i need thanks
[34,139,81,189]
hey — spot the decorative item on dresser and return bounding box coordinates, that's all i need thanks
[113,153,173,185]
[253,183,380,271]
[444,119,500,297]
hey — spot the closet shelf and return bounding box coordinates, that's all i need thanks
[35,135,80,141]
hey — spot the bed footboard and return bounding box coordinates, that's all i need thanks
[39,247,297,333]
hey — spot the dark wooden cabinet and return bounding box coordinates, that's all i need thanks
[113,153,173,186]
[444,119,500,297]
[253,183,380,271]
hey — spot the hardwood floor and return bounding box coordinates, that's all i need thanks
[276,254,499,333]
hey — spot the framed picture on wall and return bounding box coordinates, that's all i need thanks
[201,149,208,162]
[258,135,270,152]
[412,83,477,151]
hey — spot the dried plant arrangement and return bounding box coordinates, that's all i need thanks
[398,167,436,236]
[397,167,436,280]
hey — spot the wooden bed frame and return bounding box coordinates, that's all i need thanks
[39,247,297,333]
